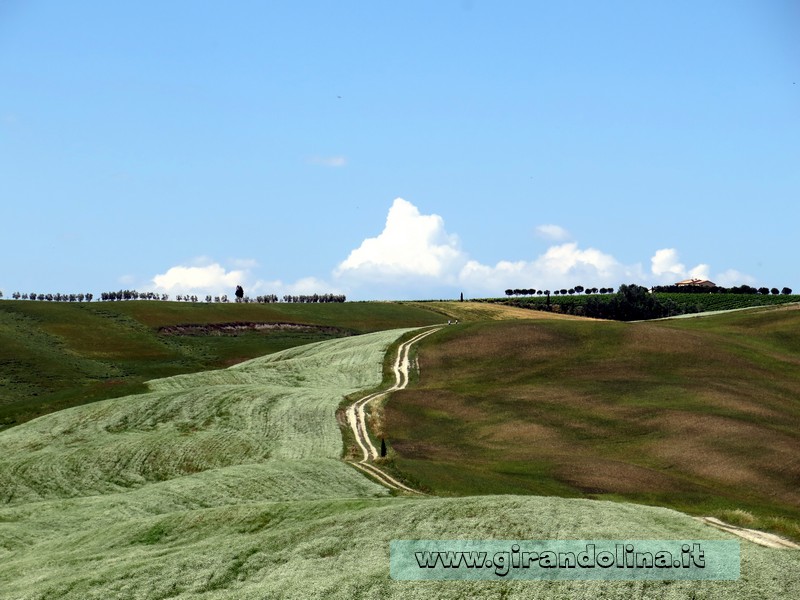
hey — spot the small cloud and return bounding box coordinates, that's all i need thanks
[651,248,686,278]
[118,274,136,285]
[715,269,756,287]
[252,276,343,297]
[458,259,528,292]
[308,155,348,168]
[650,249,713,284]
[535,242,618,276]
[688,263,711,280]
[228,258,260,269]
[151,262,248,295]
[535,224,571,241]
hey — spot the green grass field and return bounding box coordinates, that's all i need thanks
[384,305,800,543]
[1,326,798,599]
[0,303,800,600]
[0,300,443,432]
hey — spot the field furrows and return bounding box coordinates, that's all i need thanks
[2,493,798,599]
[0,330,412,505]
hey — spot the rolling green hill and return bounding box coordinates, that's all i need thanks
[1,326,797,598]
[0,300,443,431]
[384,305,800,542]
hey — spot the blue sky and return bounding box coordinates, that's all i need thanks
[2,1,798,300]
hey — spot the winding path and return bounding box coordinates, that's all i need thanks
[697,517,800,549]
[345,326,443,494]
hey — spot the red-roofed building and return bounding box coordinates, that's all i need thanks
[675,278,716,288]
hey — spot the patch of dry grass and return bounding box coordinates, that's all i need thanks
[405,301,594,322]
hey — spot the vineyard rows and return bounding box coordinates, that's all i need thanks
[494,293,800,314]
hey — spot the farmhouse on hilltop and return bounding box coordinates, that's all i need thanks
[675,278,716,288]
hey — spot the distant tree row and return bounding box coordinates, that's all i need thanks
[651,284,792,295]
[282,294,346,303]
[222,294,345,303]
[6,292,94,302]
[2,289,346,304]
[101,290,167,301]
[202,293,345,303]
[504,284,794,298]
[504,284,692,321]
[504,286,615,297]
[228,295,278,303]
[98,289,345,303]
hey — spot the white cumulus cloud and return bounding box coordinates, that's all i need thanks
[152,262,247,295]
[335,197,466,282]
[339,199,646,295]
[148,258,345,300]
[535,243,619,276]
[688,264,711,280]
[458,243,645,295]
[650,248,711,283]
[651,248,686,278]
[251,276,343,297]
[334,199,657,297]
[144,201,757,302]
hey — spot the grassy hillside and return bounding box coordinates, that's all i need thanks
[385,305,800,541]
[0,300,443,431]
[1,328,797,599]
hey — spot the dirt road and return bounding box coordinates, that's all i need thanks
[345,326,442,494]
[697,517,800,549]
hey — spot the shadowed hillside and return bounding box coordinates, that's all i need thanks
[385,305,800,541]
